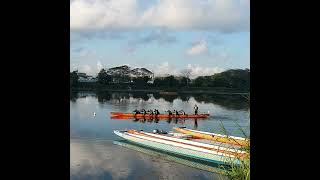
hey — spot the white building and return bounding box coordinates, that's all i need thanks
[77,72,98,83]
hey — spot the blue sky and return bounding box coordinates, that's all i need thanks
[70,0,250,78]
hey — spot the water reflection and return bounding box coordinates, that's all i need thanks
[71,91,249,139]
[111,116,202,128]
[71,91,249,110]
[131,92,149,101]
[70,91,249,179]
[159,95,179,102]
[97,91,111,102]
[71,139,224,180]
[191,94,249,110]
[194,119,198,128]
[70,91,78,102]
[113,140,226,175]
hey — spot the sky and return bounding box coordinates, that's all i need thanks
[70,0,250,78]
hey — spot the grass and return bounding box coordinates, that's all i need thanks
[217,109,250,180]
[218,144,250,180]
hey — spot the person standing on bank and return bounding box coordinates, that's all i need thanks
[194,104,199,115]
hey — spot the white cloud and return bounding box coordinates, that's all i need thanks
[79,49,97,58]
[70,0,140,31]
[70,63,78,72]
[97,61,103,71]
[75,61,224,78]
[71,47,98,62]
[149,62,178,77]
[146,62,224,78]
[77,61,104,76]
[70,0,249,33]
[141,0,249,32]
[79,64,93,75]
[186,64,224,78]
[186,40,208,56]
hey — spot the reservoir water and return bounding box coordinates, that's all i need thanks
[70,91,249,180]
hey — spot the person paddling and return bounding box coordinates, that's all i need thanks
[133,109,140,117]
[194,104,199,115]
[141,109,147,116]
[179,110,186,115]
[166,110,172,116]
[154,109,160,117]
[149,109,154,116]
[174,110,179,116]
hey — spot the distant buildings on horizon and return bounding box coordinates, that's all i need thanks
[76,72,98,83]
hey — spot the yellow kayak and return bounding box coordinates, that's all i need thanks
[173,127,250,147]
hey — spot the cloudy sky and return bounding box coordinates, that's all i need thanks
[70,0,250,78]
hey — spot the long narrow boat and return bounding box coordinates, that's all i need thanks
[111,112,210,119]
[113,140,222,173]
[114,129,248,165]
[174,127,249,147]
[110,116,189,121]
[110,112,124,115]
[111,115,208,120]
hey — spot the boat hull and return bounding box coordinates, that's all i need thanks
[174,127,249,147]
[111,115,207,120]
[113,140,222,173]
[114,130,240,165]
[111,113,209,119]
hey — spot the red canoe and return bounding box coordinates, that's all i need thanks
[110,112,210,119]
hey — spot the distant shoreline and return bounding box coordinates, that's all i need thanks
[71,87,249,95]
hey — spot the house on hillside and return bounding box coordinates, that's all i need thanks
[79,76,97,83]
[77,72,87,78]
[77,72,98,83]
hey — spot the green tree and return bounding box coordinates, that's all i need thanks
[165,75,178,87]
[179,77,190,87]
[97,69,111,85]
[210,69,250,89]
[70,71,79,87]
[191,69,250,90]
[153,77,165,87]
[193,76,210,87]
[132,76,150,86]
[180,69,192,86]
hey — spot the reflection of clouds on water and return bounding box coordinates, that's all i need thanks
[152,98,171,111]
[70,92,249,179]
[136,151,213,180]
[111,96,173,112]
[71,96,100,120]
[71,140,133,180]
[93,92,249,110]
[173,97,232,117]
[71,92,250,138]
[71,139,219,180]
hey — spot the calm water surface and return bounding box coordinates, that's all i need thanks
[70,91,250,180]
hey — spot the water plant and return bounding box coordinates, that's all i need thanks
[218,95,250,180]
[216,120,250,180]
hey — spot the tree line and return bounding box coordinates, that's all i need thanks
[70,68,250,91]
